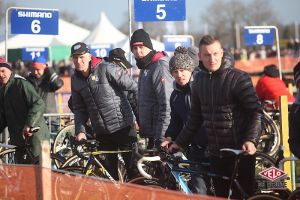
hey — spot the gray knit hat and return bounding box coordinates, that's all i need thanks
[169,46,196,72]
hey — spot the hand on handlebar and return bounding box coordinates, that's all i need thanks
[168,142,181,154]
[160,137,172,148]
[76,132,87,141]
[22,126,32,138]
[242,141,256,155]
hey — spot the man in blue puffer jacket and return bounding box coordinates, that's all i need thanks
[130,29,174,148]
[71,42,138,180]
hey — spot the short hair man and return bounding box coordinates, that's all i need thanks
[0,59,49,163]
[130,29,173,148]
[169,35,262,198]
[71,42,138,180]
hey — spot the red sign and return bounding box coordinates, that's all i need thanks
[259,167,287,181]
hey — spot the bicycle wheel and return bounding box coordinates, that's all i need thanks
[0,149,16,164]
[258,111,280,156]
[51,153,66,169]
[288,189,300,200]
[128,176,163,188]
[52,124,75,158]
[248,193,282,200]
[255,151,276,173]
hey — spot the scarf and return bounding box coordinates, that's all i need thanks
[135,50,156,69]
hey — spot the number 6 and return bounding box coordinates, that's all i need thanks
[31,20,41,33]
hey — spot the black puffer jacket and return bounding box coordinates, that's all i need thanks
[176,55,262,156]
[71,57,138,136]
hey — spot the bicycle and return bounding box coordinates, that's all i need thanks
[58,137,132,183]
[0,127,65,168]
[135,148,286,199]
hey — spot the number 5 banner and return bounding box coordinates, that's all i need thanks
[134,0,185,22]
[11,8,59,35]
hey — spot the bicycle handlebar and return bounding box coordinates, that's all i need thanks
[137,156,161,179]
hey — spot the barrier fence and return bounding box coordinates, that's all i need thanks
[0,165,222,200]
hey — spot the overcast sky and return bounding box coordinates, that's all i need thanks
[4,0,300,32]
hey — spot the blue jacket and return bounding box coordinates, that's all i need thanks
[165,71,207,148]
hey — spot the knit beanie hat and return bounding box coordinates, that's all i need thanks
[169,46,196,73]
[294,61,300,85]
[130,29,153,50]
[0,57,12,71]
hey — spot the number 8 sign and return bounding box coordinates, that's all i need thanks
[244,27,275,46]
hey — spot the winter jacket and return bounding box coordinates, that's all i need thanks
[288,103,300,159]
[71,57,138,136]
[27,67,64,113]
[0,73,49,155]
[165,70,207,148]
[256,75,294,108]
[137,52,174,143]
[176,56,262,156]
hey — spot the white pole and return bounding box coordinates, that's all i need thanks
[5,7,11,61]
[295,22,299,40]
[128,0,134,77]
[235,23,241,49]
[244,26,282,80]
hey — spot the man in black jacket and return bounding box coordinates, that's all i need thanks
[169,35,262,198]
[71,42,138,180]
[289,61,300,159]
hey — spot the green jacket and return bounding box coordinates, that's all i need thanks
[0,73,49,155]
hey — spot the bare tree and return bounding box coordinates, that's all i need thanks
[201,0,279,47]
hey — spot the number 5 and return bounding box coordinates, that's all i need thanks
[156,4,166,20]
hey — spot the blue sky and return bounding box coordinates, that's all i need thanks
[4,0,300,32]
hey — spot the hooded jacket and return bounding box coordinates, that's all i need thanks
[176,54,262,156]
[0,73,49,154]
[71,56,138,136]
[137,51,174,143]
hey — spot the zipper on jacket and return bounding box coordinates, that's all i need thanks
[210,72,219,152]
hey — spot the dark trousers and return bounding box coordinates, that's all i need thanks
[210,154,256,198]
[187,145,209,195]
[95,126,137,180]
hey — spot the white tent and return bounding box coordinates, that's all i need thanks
[0,19,90,56]
[83,12,127,45]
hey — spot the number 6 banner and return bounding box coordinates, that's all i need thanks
[11,8,59,35]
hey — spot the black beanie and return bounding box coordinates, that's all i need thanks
[130,29,153,50]
[263,64,280,78]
